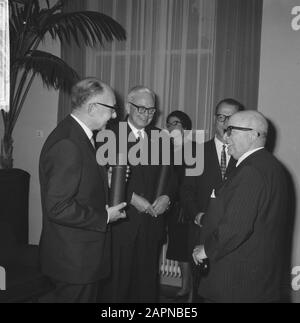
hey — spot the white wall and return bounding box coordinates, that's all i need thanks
[12,38,59,244]
[258,0,300,302]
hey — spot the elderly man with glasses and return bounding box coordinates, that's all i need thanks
[192,110,289,303]
[181,98,243,301]
[101,86,174,303]
[39,78,127,303]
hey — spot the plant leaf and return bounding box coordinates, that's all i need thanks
[14,50,79,92]
[40,11,126,47]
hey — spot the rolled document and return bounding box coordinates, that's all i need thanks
[109,153,127,206]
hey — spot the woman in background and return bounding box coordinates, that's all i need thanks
[166,110,193,302]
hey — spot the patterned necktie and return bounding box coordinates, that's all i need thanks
[220,144,227,180]
[136,131,142,158]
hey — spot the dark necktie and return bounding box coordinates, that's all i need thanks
[137,130,143,141]
[220,144,227,180]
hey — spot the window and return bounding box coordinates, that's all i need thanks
[0,0,9,112]
[86,0,216,134]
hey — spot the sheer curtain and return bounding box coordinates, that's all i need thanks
[0,0,9,112]
[57,0,86,122]
[214,0,263,110]
[86,0,216,136]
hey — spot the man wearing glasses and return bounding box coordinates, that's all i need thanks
[39,78,127,302]
[193,110,288,303]
[182,98,244,301]
[102,86,173,303]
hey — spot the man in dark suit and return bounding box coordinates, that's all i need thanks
[182,98,243,301]
[193,111,288,303]
[183,98,244,226]
[39,78,127,303]
[102,86,173,303]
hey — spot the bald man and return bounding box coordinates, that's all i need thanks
[193,111,288,303]
[39,78,126,302]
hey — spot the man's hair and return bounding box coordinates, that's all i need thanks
[215,98,245,114]
[127,86,156,103]
[167,110,192,130]
[71,78,104,110]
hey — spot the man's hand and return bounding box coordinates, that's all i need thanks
[194,212,205,227]
[192,244,208,265]
[131,193,156,216]
[152,195,170,216]
[106,202,127,223]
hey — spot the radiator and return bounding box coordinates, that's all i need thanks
[159,243,182,286]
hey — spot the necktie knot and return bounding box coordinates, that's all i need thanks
[137,130,142,139]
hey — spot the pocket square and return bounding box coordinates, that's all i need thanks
[210,189,216,198]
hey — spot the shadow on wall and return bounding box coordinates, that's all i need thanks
[266,118,296,303]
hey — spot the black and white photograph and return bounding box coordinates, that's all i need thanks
[0,0,300,306]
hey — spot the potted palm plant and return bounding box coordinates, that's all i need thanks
[0,0,126,169]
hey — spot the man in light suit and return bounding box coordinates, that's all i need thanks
[193,110,288,303]
[39,78,126,303]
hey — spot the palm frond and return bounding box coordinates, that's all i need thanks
[9,0,26,5]
[14,50,79,92]
[40,11,126,47]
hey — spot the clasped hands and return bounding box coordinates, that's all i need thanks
[131,192,170,217]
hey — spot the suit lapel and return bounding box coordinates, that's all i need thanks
[208,139,223,181]
[68,116,109,202]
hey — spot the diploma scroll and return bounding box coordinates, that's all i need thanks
[108,153,127,206]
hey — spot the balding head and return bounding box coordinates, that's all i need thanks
[230,111,268,139]
[225,111,268,159]
[71,77,117,130]
[71,77,115,110]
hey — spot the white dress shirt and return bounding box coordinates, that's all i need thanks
[128,119,145,139]
[214,136,230,167]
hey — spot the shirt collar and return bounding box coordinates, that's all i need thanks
[71,114,93,141]
[236,147,264,167]
[127,119,145,139]
[214,136,227,149]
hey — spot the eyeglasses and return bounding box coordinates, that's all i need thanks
[92,102,118,111]
[225,126,260,137]
[216,114,232,122]
[166,121,182,127]
[129,102,156,115]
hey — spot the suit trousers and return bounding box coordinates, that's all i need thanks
[38,278,99,303]
[101,226,162,303]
